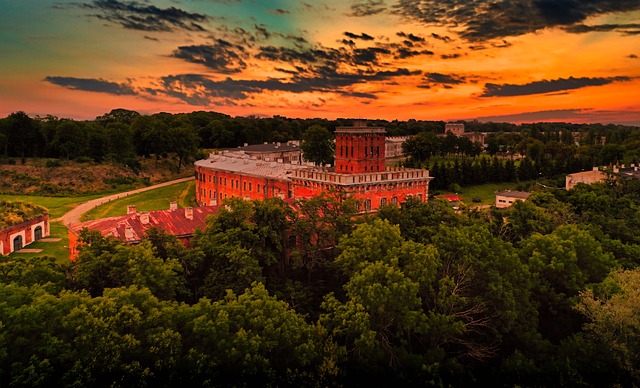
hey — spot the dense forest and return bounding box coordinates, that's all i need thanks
[2,109,640,385]
[1,109,638,173]
[2,177,640,386]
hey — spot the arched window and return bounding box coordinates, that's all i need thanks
[364,199,371,212]
[392,196,398,205]
[380,198,387,206]
[34,226,43,241]
[13,235,23,251]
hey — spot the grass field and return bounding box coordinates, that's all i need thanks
[81,180,196,221]
[440,182,528,206]
[0,193,104,219]
[8,222,70,262]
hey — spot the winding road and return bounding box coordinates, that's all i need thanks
[54,177,194,226]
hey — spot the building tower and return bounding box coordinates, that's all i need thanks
[334,119,386,174]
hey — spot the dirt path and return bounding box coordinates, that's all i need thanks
[54,177,194,226]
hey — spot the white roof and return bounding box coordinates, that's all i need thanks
[195,155,309,180]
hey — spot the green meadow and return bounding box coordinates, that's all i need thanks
[81,180,196,221]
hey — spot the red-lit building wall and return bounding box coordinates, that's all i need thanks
[1,215,49,255]
[290,180,428,212]
[335,131,386,174]
[195,166,294,206]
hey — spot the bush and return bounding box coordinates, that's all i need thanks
[74,156,93,164]
[45,159,62,168]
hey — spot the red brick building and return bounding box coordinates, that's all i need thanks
[1,201,50,255]
[1,214,50,255]
[67,204,218,260]
[195,120,432,212]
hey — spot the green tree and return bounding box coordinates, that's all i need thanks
[301,125,334,166]
[576,269,640,383]
[73,230,182,300]
[185,282,337,386]
[52,120,88,160]
[520,225,617,342]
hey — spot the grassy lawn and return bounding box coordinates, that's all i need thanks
[0,193,103,219]
[8,222,71,263]
[82,180,195,221]
[440,182,526,206]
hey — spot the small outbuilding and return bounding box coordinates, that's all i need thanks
[1,200,50,255]
[495,190,531,208]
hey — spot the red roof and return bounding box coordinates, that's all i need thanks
[69,206,219,243]
[437,194,462,202]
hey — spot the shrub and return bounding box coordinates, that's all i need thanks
[45,159,62,168]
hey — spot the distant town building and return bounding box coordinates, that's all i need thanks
[195,119,433,212]
[385,136,412,158]
[566,164,640,190]
[495,190,531,208]
[443,122,486,145]
[1,201,49,255]
[67,203,218,260]
[566,168,608,190]
[445,123,465,137]
[229,141,302,164]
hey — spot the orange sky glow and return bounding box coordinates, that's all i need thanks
[0,1,638,124]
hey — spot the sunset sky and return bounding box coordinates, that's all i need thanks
[1,0,639,124]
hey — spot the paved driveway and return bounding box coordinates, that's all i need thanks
[55,177,194,226]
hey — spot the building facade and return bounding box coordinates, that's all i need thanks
[1,214,49,255]
[495,190,531,208]
[195,120,432,212]
[385,136,411,158]
[566,168,608,190]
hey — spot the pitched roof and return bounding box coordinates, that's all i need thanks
[69,206,219,243]
[437,194,462,202]
[496,190,531,199]
[195,155,310,180]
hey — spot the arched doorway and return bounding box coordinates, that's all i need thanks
[34,226,43,241]
[13,235,23,251]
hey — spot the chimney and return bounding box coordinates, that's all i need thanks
[124,225,134,240]
[244,143,248,147]
[140,212,149,225]
[185,207,193,220]
[170,201,178,210]
[127,205,136,214]
[592,167,599,171]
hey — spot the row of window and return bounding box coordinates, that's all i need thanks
[338,145,381,157]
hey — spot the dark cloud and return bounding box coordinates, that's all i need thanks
[628,54,638,59]
[143,35,159,41]
[274,8,289,15]
[44,76,136,95]
[474,109,640,125]
[74,0,209,32]
[564,23,640,34]
[158,68,419,105]
[171,41,247,73]
[419,72,467,88]
[344,32,375,41]
[441,53,461,59]
[393,0,640,41]
[395,48,434,58]
[349,0,386,17]
[396,32,425,42]
[430,33,451,42]
[254,24,271,40]
[481,76,632,97]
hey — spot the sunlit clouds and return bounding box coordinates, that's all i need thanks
[0,0,638,124]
